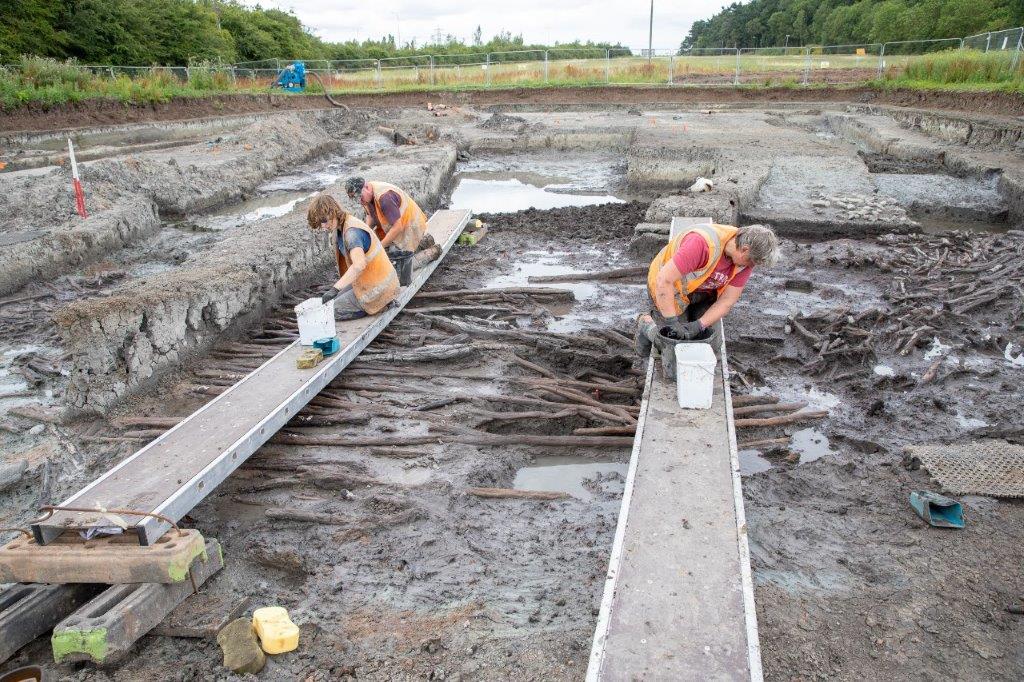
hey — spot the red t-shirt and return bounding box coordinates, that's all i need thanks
[671,232,752,292]
[371,190,403,225]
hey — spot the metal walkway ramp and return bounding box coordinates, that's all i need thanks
[34,209,471,546]
[586,217,761,680]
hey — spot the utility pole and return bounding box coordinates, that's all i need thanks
[648,0,654,62]
[396,14,401,46]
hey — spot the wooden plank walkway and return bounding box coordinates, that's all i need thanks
[34,209,471,546]
[586,216,761,680]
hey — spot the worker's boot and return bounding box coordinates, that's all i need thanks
[416,233,436,253]
[634,314,657,358]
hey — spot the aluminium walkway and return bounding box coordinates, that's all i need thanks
[586,217,762,680]
[33,209,470,546]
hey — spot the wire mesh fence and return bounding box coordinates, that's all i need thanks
[5,25,1024,95]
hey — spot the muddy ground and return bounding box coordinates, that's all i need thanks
[1,100,1023,680]
[11,201,650,681]
[3,85,1024,135]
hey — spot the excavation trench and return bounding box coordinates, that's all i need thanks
[20,200,648,679]
[1,103,1023,681]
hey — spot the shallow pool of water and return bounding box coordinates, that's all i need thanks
[738,449,773,476]
[450,176,624,214]
[514,457,627,500]
[192,191,314,231]
[483,249,644,332]
[790,427,835,464]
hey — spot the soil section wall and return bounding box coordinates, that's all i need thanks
[56,142,457,413]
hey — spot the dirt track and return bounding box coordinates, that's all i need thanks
[3,85,1024,134]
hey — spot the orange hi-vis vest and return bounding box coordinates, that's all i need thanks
[367,181,427,253]
[333,215,399,315]
[647,223,741,316]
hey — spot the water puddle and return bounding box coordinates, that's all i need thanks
[804,387,842,410]
[483,249,643,332]
[513,456,627,500]
[182,140,387,232]
[738,449,772,476]
[449,176,623,213]
[449,150,629,214]
[486,251,602,302]
[190,190,314,231]
[873,364,896,377]
[923,337,952,361]
[790,427,835,464]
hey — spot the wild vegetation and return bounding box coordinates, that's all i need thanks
[684,0,1023,49]
[0,0,623,66]
[2,0,1023,110]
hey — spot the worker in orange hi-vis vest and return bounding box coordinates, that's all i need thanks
[307,193,399,319]
[345,177,432,254]
[636,223,780,356]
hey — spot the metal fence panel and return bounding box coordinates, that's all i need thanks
[6,26,1024,94]
[803,43,882,84]
[670,48,737,85]
[736,47,806,85]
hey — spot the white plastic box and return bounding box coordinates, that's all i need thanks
[674,342,717,409]
[294,298,335,346]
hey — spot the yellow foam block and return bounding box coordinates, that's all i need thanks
[252,606,299,654]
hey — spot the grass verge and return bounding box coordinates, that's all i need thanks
[4,51,1024,110]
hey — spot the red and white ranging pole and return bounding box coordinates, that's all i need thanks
[68,138,87,218]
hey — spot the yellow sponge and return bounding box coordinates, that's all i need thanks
[252,606,299,654]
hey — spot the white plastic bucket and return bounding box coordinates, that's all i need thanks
[294,297,335,346]
[674,342,717,409]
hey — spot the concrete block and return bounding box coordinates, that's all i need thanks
[634,222,670,236]
[645,193,739,225]
[0,529,206,584]
[628,233,668,260]
[51,539,224,665]
[0,583,100,664]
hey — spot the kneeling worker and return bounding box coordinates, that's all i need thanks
[638,222,779,352]
[307,193,399,317]
[345,177,431,253]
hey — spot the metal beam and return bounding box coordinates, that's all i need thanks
[34,210,471,546]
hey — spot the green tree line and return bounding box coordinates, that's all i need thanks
[684,0,1024,50]
[0,0,625,65]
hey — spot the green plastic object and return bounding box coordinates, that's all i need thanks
[909,490,964,529]
[52,627,109,663]
[313,336,340,357]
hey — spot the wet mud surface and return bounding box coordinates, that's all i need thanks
[4,86,1024,135]
[6,202,649,680]
[731,230,1024,680]
[1,101,1023,680]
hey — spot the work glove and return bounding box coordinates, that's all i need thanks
[664,316,705,340]
[320,287,340,304]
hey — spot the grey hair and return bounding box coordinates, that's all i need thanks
[736,224,780,268]
[344,177,365,196]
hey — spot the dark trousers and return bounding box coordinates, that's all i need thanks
[683,290,718,323]
[648,290,718,322]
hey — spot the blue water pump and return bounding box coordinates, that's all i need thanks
[273,61,306,92]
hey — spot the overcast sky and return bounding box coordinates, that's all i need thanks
[244,1,731,51]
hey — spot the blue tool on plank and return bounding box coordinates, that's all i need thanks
[313,336,340,357]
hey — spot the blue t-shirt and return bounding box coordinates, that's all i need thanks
[337,227,371,258]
